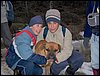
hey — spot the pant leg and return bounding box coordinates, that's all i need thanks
[15,59,43,75]
[51,50,84,75]
[67,50,84,73]
[68,50,84,73]
[1,22,12,48]
[90,34,99,69]
[51,59,69,75]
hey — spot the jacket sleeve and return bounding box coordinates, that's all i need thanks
[84,1,94,38]
[27,53,47,65]
[15,32,47,65]
[56,28,73,63]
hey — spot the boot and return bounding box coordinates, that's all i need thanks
[93,68,99,75]
[65,67,75,75]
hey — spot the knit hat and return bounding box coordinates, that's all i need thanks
[29,15,43,26]
[46,9,61,24]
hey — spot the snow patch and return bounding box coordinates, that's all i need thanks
[76,62,93,75]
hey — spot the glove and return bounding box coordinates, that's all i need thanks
[83,37,90,49]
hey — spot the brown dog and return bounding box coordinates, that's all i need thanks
[35,40,61,75]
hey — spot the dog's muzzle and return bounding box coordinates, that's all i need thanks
[47,52,56,62]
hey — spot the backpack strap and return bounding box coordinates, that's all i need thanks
[43,24,66,39]
[6,30,36,57]
[61,24,66,37]
[16,30,36,45]
[60,23,66,49]
[43,26,48,40]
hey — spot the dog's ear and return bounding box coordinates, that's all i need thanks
[58,44,61,52]
[40,43,46,50]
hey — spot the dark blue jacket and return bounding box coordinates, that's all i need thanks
[84,1,99,37]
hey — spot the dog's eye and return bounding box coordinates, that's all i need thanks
[54,49,58,52]
[46,49,50,51]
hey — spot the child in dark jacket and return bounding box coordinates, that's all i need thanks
[6,15,47,75]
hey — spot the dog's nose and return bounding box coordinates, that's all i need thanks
[49,55,54,59]
[47,53,56,61]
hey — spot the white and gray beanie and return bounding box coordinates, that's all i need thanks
[45,9,61,24]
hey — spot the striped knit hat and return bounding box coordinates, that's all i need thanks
[45,9,61,24]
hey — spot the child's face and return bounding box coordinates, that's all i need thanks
[31,24,43,36]
[47,22,59,33]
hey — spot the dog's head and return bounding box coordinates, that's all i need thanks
[45,42,61,61]
[35,40,61,62]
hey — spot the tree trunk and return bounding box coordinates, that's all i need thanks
[50,1,53,9]
[25,1,29,18]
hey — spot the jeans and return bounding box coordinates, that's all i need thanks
[90,34,99,69]
[15,59,43,75]
[51,50,84,75]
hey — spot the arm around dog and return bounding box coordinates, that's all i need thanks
[15,32,47,65]
[57,28,73,63]
[27,54,47,65]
